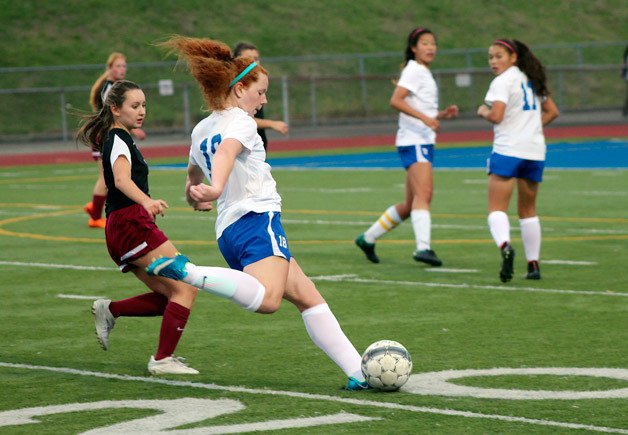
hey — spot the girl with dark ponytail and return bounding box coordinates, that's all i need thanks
[355,27,458,267]
[477,39,560,283]
[77,79,272,376]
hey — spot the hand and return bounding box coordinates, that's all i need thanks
[192,201,214,212]
[477,104,490,117]
[423,117,440,132]
[189,183,221,202]
[131,128,146,140]
[271,120,289,135]
[442,105,459,119]
[142,198,168,218]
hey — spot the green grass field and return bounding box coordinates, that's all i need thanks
[0,156,627,433]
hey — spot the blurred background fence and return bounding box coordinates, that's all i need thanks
[1,41,626,142]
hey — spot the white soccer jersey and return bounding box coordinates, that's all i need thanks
[484,66,546,160]
[189,107,282,239]
[395,60,439,146]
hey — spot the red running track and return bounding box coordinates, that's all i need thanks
[1,124,626,167]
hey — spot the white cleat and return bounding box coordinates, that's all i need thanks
[91,299,115,350]
[148,355,199,375]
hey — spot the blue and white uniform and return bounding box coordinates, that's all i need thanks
[395,60,439,168]
[189,107,289,270]
[484,66,546,181]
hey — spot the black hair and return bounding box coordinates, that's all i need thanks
[404,27,435,66]
[233,42,258,57]
[494,38,549,97]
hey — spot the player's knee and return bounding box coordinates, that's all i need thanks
[258,289,283,314]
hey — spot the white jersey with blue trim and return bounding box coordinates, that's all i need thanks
[395,60,438,146]
[484,66,546,160]
[189,107,281,239]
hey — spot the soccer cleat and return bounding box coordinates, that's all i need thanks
[526,260,541,280]
[499,242,515,282]
[355,234,380,263]
[92,299,115,350]
[146,254,190,280]
[88,217,106,228]
[85,202,106,228]
[345,376,371,391]
[413,249,443,267]
[148,355,199,375]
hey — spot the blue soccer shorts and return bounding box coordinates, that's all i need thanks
[487,152,545,182]
[397,144,434,169]
[218,211,291,271]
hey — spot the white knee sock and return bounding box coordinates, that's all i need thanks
[411,209,431,251]
[182,264,265,312]
[519,216,541,262]
[488,211,510,248]
[302,303,364,381]
[364,205,403,243]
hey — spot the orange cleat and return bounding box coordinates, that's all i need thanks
[88,218,106,228]
[84,202,94,216]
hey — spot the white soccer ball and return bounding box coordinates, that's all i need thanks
[361,340,412,391]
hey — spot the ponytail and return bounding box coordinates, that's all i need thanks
[494,38,549,97]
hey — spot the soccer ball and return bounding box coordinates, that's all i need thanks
[361,340,412,391]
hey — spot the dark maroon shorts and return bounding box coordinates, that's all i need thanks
[105,203,168,273]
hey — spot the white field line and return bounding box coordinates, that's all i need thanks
[311,275,627,297]
[57,294,106,300]
[543,260,597,265]
[0,261,116,271]
[0,362,626,434]
[1,262,621,296]
[425,268,478,273]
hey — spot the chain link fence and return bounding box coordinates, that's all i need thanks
[1,41,625,142]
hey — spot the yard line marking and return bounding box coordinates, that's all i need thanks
[425,268,478,273]
[1,362,626,434]
[543,260,597,265]
[311,274,627,297]
[0,261,115,271]
[57,294,106,300]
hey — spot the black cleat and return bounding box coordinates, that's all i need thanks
[355,234,380,263]
[413,249,443,267]
[499,242,515,282]
[526,260,541,280]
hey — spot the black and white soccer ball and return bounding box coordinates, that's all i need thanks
[361,340,413,391]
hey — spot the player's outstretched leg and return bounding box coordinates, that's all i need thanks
[499,242,515,282]
[147,254,266,312]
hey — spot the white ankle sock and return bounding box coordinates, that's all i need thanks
[520,216,541,262]
[364,205,403,243]
[488,211,510,248]
[411,209,431,251]
[302,303,364,380]
[183,264,265,312]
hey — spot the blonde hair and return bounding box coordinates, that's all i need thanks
[89,52,126,111]
[160,35,266,110]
